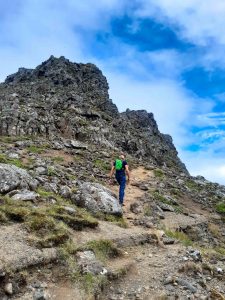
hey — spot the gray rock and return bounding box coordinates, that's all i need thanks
[11,190,39,201]
[74,182,122,216]
[63,206,76,215]
[176,278,197,293]
[76,250,106,275]
[7,153,20,159]
[33,289,48,300]
[35,167,47,175]
[157,202,175,212]
[59,185,72,199]
[70,140,87,149]
[0,164,38,193]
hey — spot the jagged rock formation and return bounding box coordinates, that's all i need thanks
[0,56,187,173]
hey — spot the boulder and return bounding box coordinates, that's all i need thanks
[76,250,106,275]
[0,164,38,193]
[74,182,122,216]
[10,190,39,201]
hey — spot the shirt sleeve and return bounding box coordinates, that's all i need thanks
[123,161,128,167]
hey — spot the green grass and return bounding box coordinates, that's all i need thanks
[153,192,182,213]
[0,153,26,168]
[48,205,98,230]
[153,169,164,178]
[185,179,202,191]
[143,206,152,216]
[47,166,57,176]
[215,247,225,256]
[216,202,225,213]
[27,145,46,154]
[0,135,31,143]
[104,214,128,228]
[52,156,64,163]
[165,229,193,247]
[85,239,121,262]
[94,159,111,171]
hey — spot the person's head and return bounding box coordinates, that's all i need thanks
[119,153,125,160]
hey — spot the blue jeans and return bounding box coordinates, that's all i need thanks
[115,173,126,204]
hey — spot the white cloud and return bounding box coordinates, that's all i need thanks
[181,150,225,184]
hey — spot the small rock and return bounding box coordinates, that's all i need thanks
[4,283,13,295]
[35,167,47,175]
[33,289,48,300]
[63,206,76,215]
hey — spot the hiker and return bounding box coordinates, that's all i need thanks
[109,154,130,206]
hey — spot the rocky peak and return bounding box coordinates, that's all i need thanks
[0,56,187,173]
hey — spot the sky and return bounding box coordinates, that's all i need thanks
[0,0,225,184]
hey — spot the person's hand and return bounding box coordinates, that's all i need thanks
[108,178,113,185]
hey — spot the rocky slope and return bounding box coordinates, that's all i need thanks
[0,57,224,300]
[0,56,186,173]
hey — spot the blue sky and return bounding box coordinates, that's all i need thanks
[1,0,225,184]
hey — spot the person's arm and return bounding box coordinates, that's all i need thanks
[125,165,130,182]
[109,165,115,178]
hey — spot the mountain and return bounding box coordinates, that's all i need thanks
[0,55,187,174]
[0,56,224,299]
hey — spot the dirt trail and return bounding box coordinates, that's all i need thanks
[108,167,154,223]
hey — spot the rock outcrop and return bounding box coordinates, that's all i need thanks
[0,164,38,193]
[0,56,187,173]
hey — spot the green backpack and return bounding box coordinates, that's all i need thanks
[115,159,123,170]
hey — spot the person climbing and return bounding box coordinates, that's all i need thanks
[109,154,130,206]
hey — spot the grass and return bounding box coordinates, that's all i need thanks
[215,247,225,256]
[153,191,182,213]
[52,156,64,163]
[94,159,111,171]
[36,188,65,203]
[208,223,221,237]
[165,229,193,247]
[85,239,121,262]
[185,179,202,191]
[0,135,31,143]
[0,153,26,169]
[26,213,70,247]
[27,145,47,154]
[0,195,98,248]
[143,206,152,216]
[47,166,57,176]
[104,214,128,228]
[216,202,225,213]
[48,205,98,230]
[153,169,164,178]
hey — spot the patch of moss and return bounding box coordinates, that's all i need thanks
[165,229,193,247]
[153,169,164,178]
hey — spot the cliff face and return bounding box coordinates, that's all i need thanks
[0,56,187,173]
